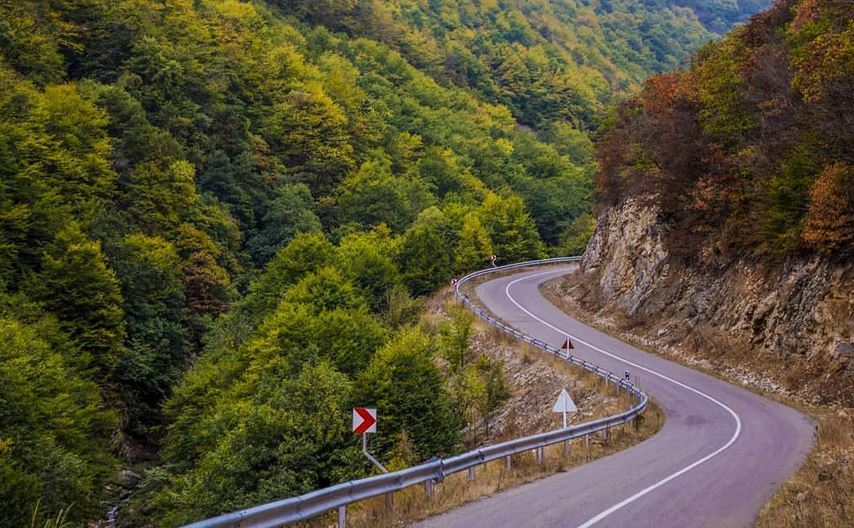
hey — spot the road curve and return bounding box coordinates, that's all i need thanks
[414,265,814,528]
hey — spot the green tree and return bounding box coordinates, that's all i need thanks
[284,266,365,314]
[439,302,476,373]
[214,232,336,352]
[383,284,424,329]
[469,356,509,437]
[695,34,755,148]
[0,316,116,526]
[38,83,116,220]
[559,212,596,256]
[479,194,544,262]
[27,223,125,379]
[159,362,357,526]
[264,87,354,196]
[111,234,188,439]
[336,158,431,232]
[246,183,321,265]
[250,232,336,311]
[122,160,200,235]
[398,207,458,295]
[454,213,493,274]
[413,147,469,200]
[537,121,595,166]
[353,327,460,459]
[335,227,402,312]
[764,143,821,251]
[0,3,65,85]
[306,309,388,377]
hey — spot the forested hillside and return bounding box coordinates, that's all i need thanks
[275,0,767,129]
[673,0,770,33]
[596,0,852,258]
[576,0,852,402]
[0,0,770,526]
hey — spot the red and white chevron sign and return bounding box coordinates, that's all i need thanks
[352,407,377,434]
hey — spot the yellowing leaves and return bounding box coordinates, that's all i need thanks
[792,22,854,103]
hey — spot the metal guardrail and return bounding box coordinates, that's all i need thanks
[184,257,649,528]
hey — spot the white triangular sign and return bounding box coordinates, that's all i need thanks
[552,389,577,413]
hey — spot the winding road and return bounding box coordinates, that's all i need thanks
[415,265,815,528]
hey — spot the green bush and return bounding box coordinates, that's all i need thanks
[0,316,115,526]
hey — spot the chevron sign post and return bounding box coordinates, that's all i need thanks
[353,407,377,434]
[354,407,386,474]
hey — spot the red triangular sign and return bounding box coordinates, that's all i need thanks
[561,338,574,350]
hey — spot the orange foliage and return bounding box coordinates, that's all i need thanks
[640,71,698,114]
[176,224,231,316]
[792,19,854,103]
[790,0,821,31]
[802,162,854,254]
[592,0,853,258]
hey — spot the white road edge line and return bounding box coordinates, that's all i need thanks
[502,268,743,528]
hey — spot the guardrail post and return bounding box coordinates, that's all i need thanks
[505,455,512,470]
[563,439,570,456]
[386,491,393,510]
[536,447,543,464]
[338,505,347,528]
[584,434,590,449]
[424,479,434,498]
[468,467,475,480]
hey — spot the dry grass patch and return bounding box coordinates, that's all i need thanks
[756,408,853,528]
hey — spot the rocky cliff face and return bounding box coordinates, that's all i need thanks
[558,197,853,405]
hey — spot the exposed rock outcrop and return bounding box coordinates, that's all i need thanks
[557,197,853,405]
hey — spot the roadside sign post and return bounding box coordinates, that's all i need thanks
[553,388,577,456]
[552,388,577,429]
[560,337,574,358]
[353,406,377,434]
[353,407,386,473]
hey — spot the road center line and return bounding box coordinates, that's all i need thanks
[502,269,743,528]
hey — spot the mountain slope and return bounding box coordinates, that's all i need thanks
[595,0,852,258]
[0,0,775,525]
[567,0,852,403]
[271,0,765,128]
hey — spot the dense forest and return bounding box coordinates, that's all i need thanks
[596,0,853,259]
[277,0,720,127]
[276,0,778,128]
[0,0,769,526]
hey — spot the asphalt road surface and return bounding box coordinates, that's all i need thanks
[414,266,814,528]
